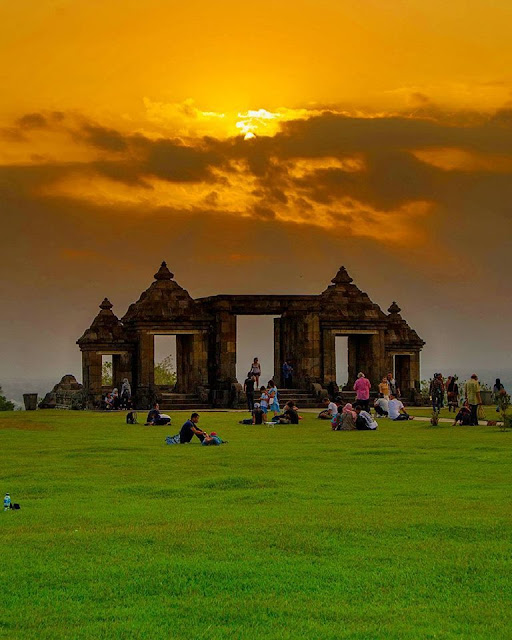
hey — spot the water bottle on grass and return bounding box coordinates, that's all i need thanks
[4,493,11,511]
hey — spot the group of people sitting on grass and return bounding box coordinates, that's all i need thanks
[239,400,301,425]
[103,379,132,410]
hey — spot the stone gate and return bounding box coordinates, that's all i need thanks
[77,262,424,408]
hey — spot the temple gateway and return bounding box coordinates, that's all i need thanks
[78,263,424,409]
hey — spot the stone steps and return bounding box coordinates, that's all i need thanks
[159,393,212,411]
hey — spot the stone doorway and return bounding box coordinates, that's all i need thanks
[335,336,349,389]
[236,315,278,386]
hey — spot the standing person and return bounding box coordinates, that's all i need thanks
[267,380,280,417]
[250,358,262,388]
[446,376,459,413]
[353,372,371,411]
[388,394,413,421]
[244,374,256,411]
[493,378,505,412]
[259,386,269,416]
[386,372,400,398]
[429,373,445,413]
[379,376,390,399]
[464,374,481,426]
[120,378,132,408]
[282,361,293,388]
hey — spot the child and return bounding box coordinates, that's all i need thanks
[259,386,269,415]
[202,431,224,446]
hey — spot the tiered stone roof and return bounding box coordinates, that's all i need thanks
[386,301,424,347]
[77,298,127,345]
[121,262,209,325]
[320,266,388,321]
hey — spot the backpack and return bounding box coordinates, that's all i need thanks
[126,411,138,424]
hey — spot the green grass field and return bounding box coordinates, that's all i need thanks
[1,409,511,639]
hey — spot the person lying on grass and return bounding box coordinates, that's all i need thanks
[145,403,171,426]
[201,431,224,446]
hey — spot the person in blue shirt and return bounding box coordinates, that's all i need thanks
[282,361,293,388]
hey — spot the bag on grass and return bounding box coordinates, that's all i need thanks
[126,411,138,424]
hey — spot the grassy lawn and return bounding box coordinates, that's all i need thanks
[1,409,511,639]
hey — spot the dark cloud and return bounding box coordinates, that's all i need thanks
[81,124,129,152]
[16,112,48,129]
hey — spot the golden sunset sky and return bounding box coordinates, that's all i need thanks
[1,0,512,393]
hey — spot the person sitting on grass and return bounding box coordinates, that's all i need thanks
[179,412,207,443]
[104,392,114,410]
[374,396,389,417]
[318,396,338,420]
[145,403,171,426]
[388,394,413,421]
[354,405,378,430]
[239,402,264,425]
[331,403,357,430]
[452,401,472,426]
[271,400,300,424]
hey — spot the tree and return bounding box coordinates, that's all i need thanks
[0,386,15,411]
[102,361,112,386]
[154,355,177,386]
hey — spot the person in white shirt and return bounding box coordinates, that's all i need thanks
[318,397,338,420]
[388,394,413,421]
[354,405,378,430]
[374,396,389,417]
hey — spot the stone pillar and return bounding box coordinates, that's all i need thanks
[410,351,421,390]
[192,332,209,387]
[82,351,102,395]
[213,310,237,386]
[322,329,336,386]
[82,350,102,407]
[291,313,321,388]
[367,332,386,389]
[177,332,209,392]
[274,318,281,387]
[137,331,155,391]
[112,352,133,390]
[176,334,190,393]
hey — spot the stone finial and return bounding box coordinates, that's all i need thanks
[154,261,174,281]
[331,266,353,285]
[388,301,401,315]
[99,298,113,310]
